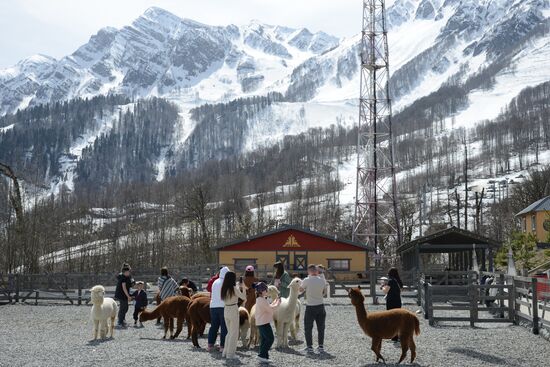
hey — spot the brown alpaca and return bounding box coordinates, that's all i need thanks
[178,286,192,298]
[348,287,420,364]
[187,296,211,348]
[139,296,191,339]
[191,292,210,300]
[244,287,256,312]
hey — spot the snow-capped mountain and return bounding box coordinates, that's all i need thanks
[0,7,338,116]
[1,1,549,195]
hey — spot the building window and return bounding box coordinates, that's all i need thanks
[531,214,536,232]
[522,217,527,232]
[328,259,350,271]
[234,259,256,271]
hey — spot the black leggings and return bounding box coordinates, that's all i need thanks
[118,298,129,324]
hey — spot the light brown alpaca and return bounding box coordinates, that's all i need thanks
[139,296,191,339]
[348,287,420,364]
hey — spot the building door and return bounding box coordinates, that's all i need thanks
[294,254,307,271]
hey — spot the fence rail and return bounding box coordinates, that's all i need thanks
[418,271,550,335]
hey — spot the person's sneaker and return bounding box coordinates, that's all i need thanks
[318,346,326,353]
[207,344,214,352]
[302,347,314,354]
[256,356,270,363]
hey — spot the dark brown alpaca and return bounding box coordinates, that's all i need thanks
[139,296,191,339]
[244,287,256,312]
[187,296,211,347]
[348,287,420,364]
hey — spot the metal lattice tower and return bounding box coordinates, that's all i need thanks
[353,0,401,264]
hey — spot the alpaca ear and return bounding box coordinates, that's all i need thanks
[357,285,361,290]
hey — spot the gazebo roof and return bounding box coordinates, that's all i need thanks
[397,226,501,254]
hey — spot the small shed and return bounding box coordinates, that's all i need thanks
[397,226,501,272]
[215,225,371,279]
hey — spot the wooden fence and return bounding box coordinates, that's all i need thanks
[418,271,550,335]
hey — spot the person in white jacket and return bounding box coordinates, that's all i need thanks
[208,266,229,352]
[220,271,246,359]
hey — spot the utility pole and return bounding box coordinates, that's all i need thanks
[353,0,401,265]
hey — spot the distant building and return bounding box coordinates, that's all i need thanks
[215,225,371,280]
[516,196,550,245]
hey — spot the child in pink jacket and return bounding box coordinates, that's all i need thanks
[253,282,280,363]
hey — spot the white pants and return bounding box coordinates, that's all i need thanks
[223,305,239,358]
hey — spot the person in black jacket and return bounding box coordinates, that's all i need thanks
[114,264,134,327]
[131,281,148,327]
[383,267,403,341]
[180,277,198,293]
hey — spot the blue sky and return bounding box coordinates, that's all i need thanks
[0,0,361,68]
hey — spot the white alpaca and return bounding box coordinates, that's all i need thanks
[90,285,118,340]
[268,284,301,340]
[272,278,302,348]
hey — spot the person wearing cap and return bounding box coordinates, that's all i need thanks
[273,261,291,298]
[254,282,281,363]
[114,264,134,327]
[208,266,230,352]
[131,281,148,327]
[243,265,258,289]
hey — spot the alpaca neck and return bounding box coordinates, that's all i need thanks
[354,302,370,336]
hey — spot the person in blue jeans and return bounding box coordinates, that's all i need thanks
[208,266,229,352]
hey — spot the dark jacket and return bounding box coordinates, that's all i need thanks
[115,273,134,300]
[185,280,198,293]
[385,277,402,310]
[131,289,148,308]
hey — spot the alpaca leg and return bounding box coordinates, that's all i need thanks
[169,317,174,338]
[398,337,409,364]
[163,316,169,339]
[275,322,284,348]
[93,320,99,340]
[371,337,385,363]
[173,317,184,339]
[110,316,116,338]
[290,319,297,340]
[409,336,417,363]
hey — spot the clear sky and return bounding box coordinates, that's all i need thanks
[0,0,363,68]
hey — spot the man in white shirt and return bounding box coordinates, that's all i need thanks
[300,264,327,353]
[208,266,229,352]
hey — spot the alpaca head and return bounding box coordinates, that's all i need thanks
[178,286,192,298]
[288,277,302,291]
[348,287,365,306]
[90,285,106,305]
[267,285,279,300]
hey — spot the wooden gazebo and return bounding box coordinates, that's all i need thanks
[397,226,501,272]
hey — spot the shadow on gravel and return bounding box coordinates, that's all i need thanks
[86,337,113,346]
[447,347,510,365]
[138,336,187,342]
[362,363,420,367]
[274,347,303,356]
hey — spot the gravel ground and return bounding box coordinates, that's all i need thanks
[0,299,549,367]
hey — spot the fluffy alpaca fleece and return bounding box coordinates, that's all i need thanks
[248,304,259,348]
[139,296,191,339]
[268,285,301,340]
[273,278,302,348]
[348,287,420,364]
[238,306,251,347]
[178,286,192,297]
[191,291,210,300]
[187,296,211,348]
[90,285,118,340]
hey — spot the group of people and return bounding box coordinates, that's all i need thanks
[113,264,198,327]
[206,261,332,363]
[112,261,404,364]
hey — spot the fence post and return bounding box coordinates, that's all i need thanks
[508,276,516,323]
[370,268,378,305]
[417,276,422,306]
[35,291,39,305]
[531,278,539,335]
[77,276,82,306]
[14,274,19,303]
[427,284,434,326]
[469,282,477,327]
[423,281,430,320]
